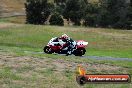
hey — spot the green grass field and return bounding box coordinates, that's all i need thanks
[0,23,132,88]
[0,24,132,58]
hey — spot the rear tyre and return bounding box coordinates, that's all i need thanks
[43,46,52,54]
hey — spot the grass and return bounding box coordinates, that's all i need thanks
[0,24,132,58]
[0,56,131,88]
[0,67,22,80]
[0,16,26,24]
[0,52,131,88]
[0,23,132,88]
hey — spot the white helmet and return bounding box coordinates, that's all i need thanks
[61,34,69,39]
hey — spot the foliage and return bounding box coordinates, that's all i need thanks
[49,13,64,26]
[54,0,66,4]
[24,0,132,29]
[97,0,130,29]
[126,4,132,29]
[83,3,99,26]
[63,0,87,25]
[83,14,96,26]
[25,0,51,24]
[54,3,65,14]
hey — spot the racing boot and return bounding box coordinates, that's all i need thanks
[66,51,72,56]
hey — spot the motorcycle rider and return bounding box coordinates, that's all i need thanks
[52,34,75,55]
[59,34,75,55]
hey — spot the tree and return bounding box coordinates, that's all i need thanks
[53,1,66,15]
[54,0,66,4]
[25,0,51,24]
[49,13,64,26]
[126,2,132,29]
[98,0,128,28]
[54,4,65,14]
[83,3,99,27]
[131,0,132,6]
[79,0,88,18]
[63,0,87,25]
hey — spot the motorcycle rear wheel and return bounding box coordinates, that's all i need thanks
[43,46,52,54]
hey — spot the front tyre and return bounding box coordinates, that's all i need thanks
[43,46,52,54]
[74,48,86,56]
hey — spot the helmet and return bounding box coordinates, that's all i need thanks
[61,34,69,39]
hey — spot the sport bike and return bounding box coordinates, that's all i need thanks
[43,37,88,56]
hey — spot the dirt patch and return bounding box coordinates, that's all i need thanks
[0,53,129,74]
[0,52,131,88]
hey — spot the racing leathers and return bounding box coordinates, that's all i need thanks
[53,37,75,55]
[60,37,75,55]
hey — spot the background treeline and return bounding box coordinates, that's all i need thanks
[25,0,132,29]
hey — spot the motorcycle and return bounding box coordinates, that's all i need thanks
[43,37,88,56]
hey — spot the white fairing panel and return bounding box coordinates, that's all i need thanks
[48,37,57,45]
[58,39,65,46]
[48,37,65,46]
[77,41,88,46]
[83,42,88,45]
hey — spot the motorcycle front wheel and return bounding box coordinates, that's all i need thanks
[43,46,52,54]
[74,48,86,56]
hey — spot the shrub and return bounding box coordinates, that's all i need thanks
[63,0,87,25]
[83,14,96,26]
[83,3,99,27]
[49,13,64,26]
[98,0,128,28]
[25,0,51,24]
